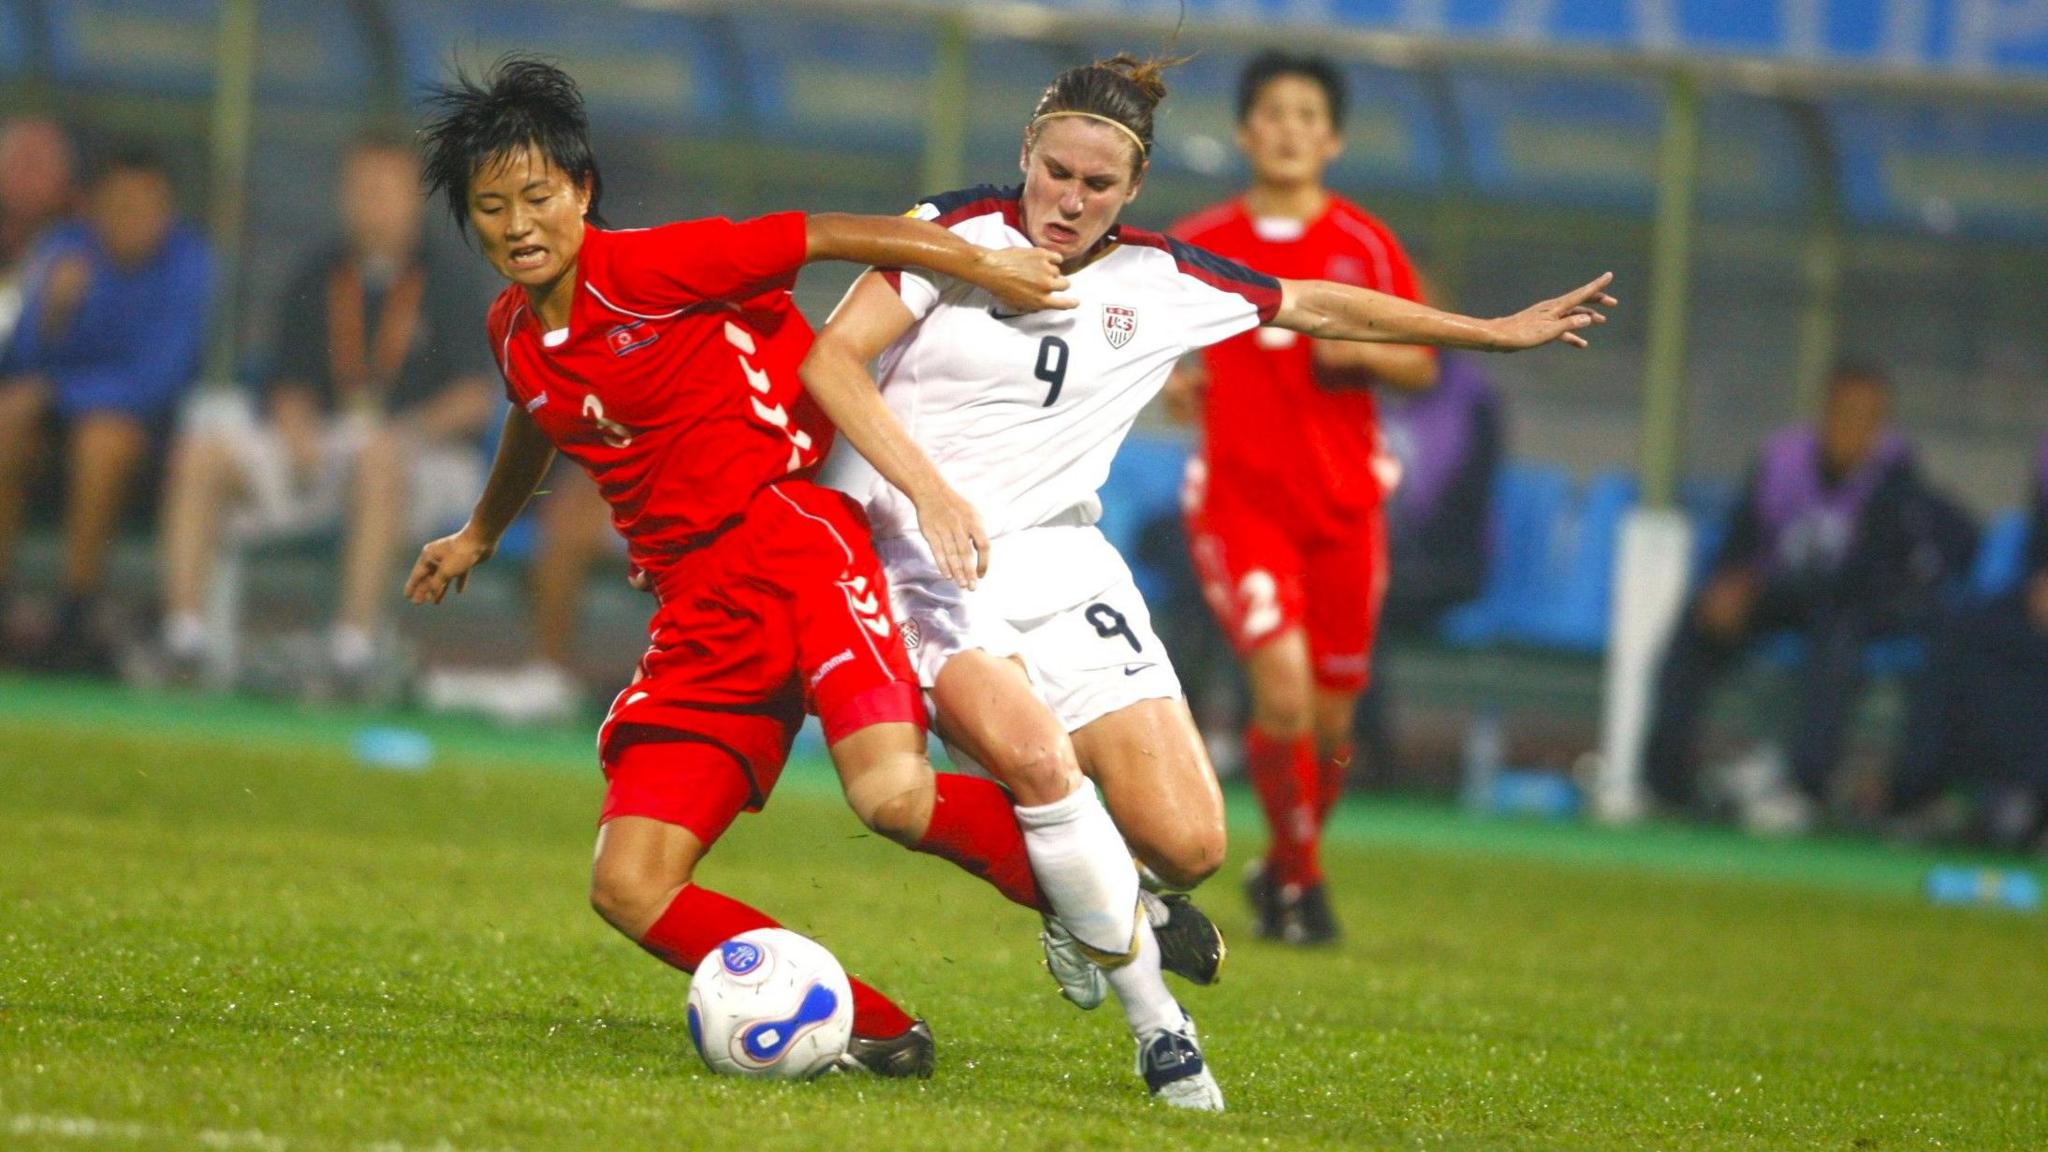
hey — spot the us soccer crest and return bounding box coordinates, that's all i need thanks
[1101,304,1137,350]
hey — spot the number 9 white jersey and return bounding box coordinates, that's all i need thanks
[819,184,1281,543]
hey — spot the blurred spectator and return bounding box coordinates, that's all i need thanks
[0,144,212,671]
[154,131,493,691]
[1355,351,1503,776]
[1891,434,2048,849]
[1644,364,1976,827]
[0,117,79,351]
[1378,353,1502,627]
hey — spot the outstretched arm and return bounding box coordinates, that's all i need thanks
[1273,272,1615,352]
[1311,339,1439,392]
[801,271,990,589]
[805,213,1076,316]
[405,405,557,605]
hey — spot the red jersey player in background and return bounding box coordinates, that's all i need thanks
[402,57,1082,1077]
[1169,52,1439,946]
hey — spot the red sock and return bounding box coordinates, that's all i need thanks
[640,884,915,1039]
[1316,744,1353,829]
[915,773,1047,912]
[1246,727,1318,889]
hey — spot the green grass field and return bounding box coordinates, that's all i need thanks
[4,674,2046,1151]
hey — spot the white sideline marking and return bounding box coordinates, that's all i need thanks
[7,1113,510,1152]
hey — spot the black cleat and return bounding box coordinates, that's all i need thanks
[1144,891,1226,986]
[1243,859,1285,941]
[838,1019,935,1079]
[1282,882,1342,946]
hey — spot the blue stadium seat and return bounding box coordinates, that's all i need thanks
[1438,461,1571,649]
[475,404,539,563]
[44,0,374,104]
[1833,101,2048,240]
[1970,507,2032,600]
[41,0,220,98]
[1448,71,1663,212]
[725,13,931,153]
[1679,476,1740,585]
[1098,432,1191,605]
[1507,469,1637,653]
[0,1,33,80]
[391,0,733,132]
[1755,632,1928,678]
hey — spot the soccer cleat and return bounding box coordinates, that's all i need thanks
[1282,882,1342,946]
[1136,1014,1224,1111]
[1042,893,1225,1009]
[1144,891,1226,986]
[1243,859,1286,941]
[1040,915,1109,1010]
[836,1019,936,1079]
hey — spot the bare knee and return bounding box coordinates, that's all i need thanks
[589,852,687,937]
[860,782,934,847]
[982,733,1078,806]
[932,654,1080,806]
[1247,639,1315,738]
[1137,821,1227,890]
[1313,691,1360,758]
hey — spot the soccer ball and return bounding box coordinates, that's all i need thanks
[686,928,854,1080]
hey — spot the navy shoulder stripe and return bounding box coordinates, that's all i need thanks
[1119,228,1283,323]
[918,184,1022,228]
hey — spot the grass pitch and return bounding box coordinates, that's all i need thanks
[3,675,2045,1151]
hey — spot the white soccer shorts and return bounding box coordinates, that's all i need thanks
[875,523,1182,734]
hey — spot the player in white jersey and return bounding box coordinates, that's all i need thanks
[807,54,1614,1109]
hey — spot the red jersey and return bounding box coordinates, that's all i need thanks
[487,214,831,577]
[1170,195,1426,531]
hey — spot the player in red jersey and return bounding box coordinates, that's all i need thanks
[401,58,1083,1077]
[1169,53,1438,945]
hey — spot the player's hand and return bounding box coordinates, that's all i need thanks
[404,525,494,605]
[1486,273,1616,350]
[1163,358,1208,425]
[914,483,991,590]
[973,246,1077,314]
[627,565,653,594]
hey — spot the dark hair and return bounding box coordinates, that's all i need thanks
[1829,360,1890,391]
[95,140,171,182]
[1236,51,1347,129]
[1027,53,1185,176]
[418,55,603,233]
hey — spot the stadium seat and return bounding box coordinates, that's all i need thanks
[1438,461,1571,649]
[41,0,221,97]
[42,0,375,104]
[1969,507,2032,600]
[1753,632,1928,678]
[391,0,733,131]
[1098,431,1191,605]
[1505,469,1637,653]
[0,1,34,80]
[1679,476,1740,585]
[1448,71,1664,212]
[725,13,931,153]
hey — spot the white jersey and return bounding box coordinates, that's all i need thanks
[820,184,1282,542]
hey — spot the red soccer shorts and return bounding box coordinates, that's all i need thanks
[596,480,924,837]
[1185,461,1389,694]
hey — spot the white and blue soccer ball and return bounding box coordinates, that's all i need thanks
[686,928,854,1080]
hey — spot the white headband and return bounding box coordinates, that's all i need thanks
[1029,110,1149,157]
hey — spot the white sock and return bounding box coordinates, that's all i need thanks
[1013,781,1140,959]
[164,613,208,659]
[1105,918,1183,1039]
